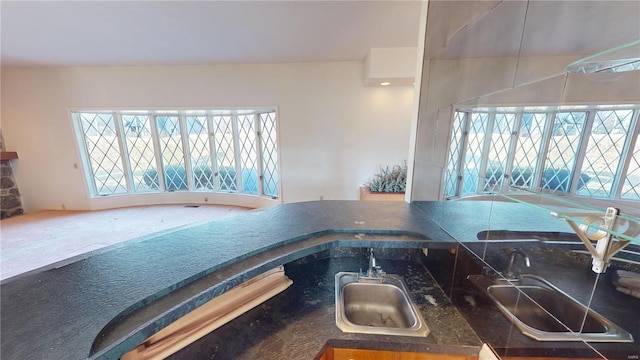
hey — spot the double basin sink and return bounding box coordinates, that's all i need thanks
[335,272,430,337]
[468,273,633,343]
[334,270,632,343]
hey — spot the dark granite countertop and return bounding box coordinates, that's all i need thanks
[168,250,482,359]
[424,243,640,360]
[0,200,634,360]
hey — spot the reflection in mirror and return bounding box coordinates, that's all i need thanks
[413,0,640,358]
[566,40,640,74]
[424,193,640,358]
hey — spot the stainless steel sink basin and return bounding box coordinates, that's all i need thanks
[468,274,633,342]
[335,272,429,337]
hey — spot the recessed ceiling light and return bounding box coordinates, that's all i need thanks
[380,82,391,86]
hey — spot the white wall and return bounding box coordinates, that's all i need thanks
[1,62,414,212]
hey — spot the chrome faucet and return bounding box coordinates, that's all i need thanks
[368,248,376,277]
[505,249,531,280]
[361,248,384,279]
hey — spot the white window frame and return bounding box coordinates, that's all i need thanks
[72,109,281,201]
[443,104,640,202]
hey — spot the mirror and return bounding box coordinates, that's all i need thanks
[413,1,640,358]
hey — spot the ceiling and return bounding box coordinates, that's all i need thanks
[4,1,638,68]
[0,1,422,67]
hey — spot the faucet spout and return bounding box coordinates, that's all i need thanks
[506,249,530,279]
[368,248,376,276]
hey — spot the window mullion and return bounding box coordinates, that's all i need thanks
[114,113,134,194]
[254,113,265,196]
[232,113,243,193]
[149,115,166,191]
[478,112,495,194]
[613,107,640,199]
[207,115,219,192]
[535,111,555,191]
[273,111,282,199]
[112,113,131,194]
[569,111,594,194]
[504,112,522,192]
[179,115,193,191]
[457,111,471,197]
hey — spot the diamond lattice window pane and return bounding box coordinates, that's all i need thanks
[187,116,214,190]
[212,115,237,192]
[577,110,633,197]
[237,115,259,194]
[260,112,279,198]
[79,113,127,195]
[621,128,640,200]
[462,113,489,195]
[541,112,587,192]
[444,112,465,197]
[484,113,516,192]
[511,113,547,189]
[610,60,640,72]
[122,115,158,193]
[157,116,187,191]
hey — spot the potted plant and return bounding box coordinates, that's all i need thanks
[360,161,407,201]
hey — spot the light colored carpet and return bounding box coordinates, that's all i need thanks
[0,205,250,282]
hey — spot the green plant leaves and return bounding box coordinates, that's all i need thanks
[366,161,407,193]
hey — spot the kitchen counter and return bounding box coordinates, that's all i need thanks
[168,250,482,359]
[424,244,640,360]
[1,200,635,360]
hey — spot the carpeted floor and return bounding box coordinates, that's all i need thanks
[0,204,250,282]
